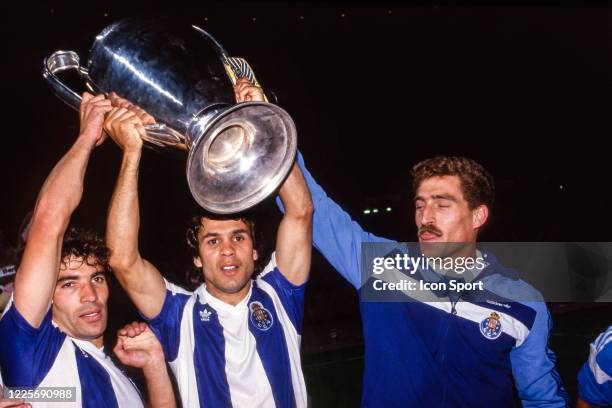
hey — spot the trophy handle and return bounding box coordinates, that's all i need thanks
[43,50,186,149]
[43,50,91,111]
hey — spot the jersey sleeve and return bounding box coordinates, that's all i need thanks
[577,327,612,406]
[277,152,393,289]
[0,300,65,387]
[509,301,569,407]
[141,281,191,362]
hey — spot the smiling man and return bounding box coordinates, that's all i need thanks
[104,85,313,407]
[0,94,175,408]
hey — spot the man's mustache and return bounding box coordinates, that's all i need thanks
[418,224,443,237]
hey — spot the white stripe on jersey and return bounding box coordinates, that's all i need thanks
[200,285,275,407]
[36,338,82,407]
[452,301,531,346]
[169,293,199,407]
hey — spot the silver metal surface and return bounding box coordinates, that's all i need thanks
[43,17,297,214]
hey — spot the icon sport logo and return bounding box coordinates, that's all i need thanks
[480,311,503,340]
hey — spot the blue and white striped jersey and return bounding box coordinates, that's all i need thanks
[0,299,143,408]
[578,326,612,406]
[147,254,307,408]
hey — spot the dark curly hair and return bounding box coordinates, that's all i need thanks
[59,228,112,276]
[411,156,495,210]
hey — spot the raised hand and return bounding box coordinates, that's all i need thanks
[234,77,266,103]
[79,93,112,147]
[113,322,165,370]
[103,108,145,154]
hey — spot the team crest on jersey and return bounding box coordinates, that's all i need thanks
[249,301,274,331]
[480,312,502,340]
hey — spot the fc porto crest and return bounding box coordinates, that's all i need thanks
[480,311,502,340]
[249,301,274,331]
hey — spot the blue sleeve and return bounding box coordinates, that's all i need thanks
[577,328,612,406]
[0,303,65,387]
[259,262,306,334]
[596,341,612,376]
[277,152,393,289]
[510,302,569,407]
[142,284,190,362]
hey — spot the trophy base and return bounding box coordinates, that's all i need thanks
[186,102,297,214]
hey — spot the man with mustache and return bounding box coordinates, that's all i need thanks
[299,155,567,406]
[231,79,568,407]
[310,150,570,406]
[0,94,175,407]
[104,83,313,407]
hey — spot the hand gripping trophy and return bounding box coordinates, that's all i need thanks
[44,17,296,214]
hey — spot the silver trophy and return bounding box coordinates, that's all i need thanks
[43,17,296,214]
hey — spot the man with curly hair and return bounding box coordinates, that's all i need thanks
[0,94,175,408]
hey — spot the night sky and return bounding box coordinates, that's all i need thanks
[0,2,609,400]
[1,3,609,246]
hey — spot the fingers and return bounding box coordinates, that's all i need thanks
[130,105,156,125]
[234,77,265,103]
[81,97,112,126]
[104,107,137,131]
[113,337,128,363]
[109,92,133,109]
[235,77,252,88]
[118,321,148,339]
[79,92,101,120]
[81,93,107,110]
[80,92,94,114]
[109,93,155,125]
[87,102,113,121]
[85,98,112,116]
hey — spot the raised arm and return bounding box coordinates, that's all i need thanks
[104,103,166,319]
[113,322,176,408]
[13,93,111,327]
[234,78,313,284]
[234,78,390,288]
[275,164,313,285]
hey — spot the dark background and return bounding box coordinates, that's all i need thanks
[0,2,610,406]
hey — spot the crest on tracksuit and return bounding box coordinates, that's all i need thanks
[249,301,274,331]
[480,312,503,340]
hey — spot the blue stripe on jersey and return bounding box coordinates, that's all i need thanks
[249,283,296,408]
[192,300,233,408]
[74,344,119,408]
[146,289,191,361]
[596,341,612,376]
[0,305,65,387]
[260,268,306,335]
